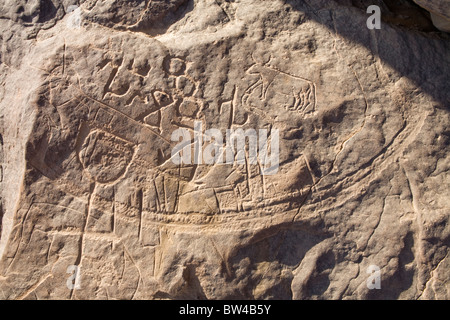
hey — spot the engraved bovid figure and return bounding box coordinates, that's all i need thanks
[243,59,316,116]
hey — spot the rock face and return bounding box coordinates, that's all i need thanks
[414,0,450,32]
[0,0,449,300]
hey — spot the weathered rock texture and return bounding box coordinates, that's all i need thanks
[0,0,449,300]
[414,0,450,31]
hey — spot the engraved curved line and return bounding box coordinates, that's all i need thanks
[74,86,171,144]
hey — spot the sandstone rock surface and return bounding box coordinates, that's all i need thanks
[0,0,449,300]
[414,0,450,31]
